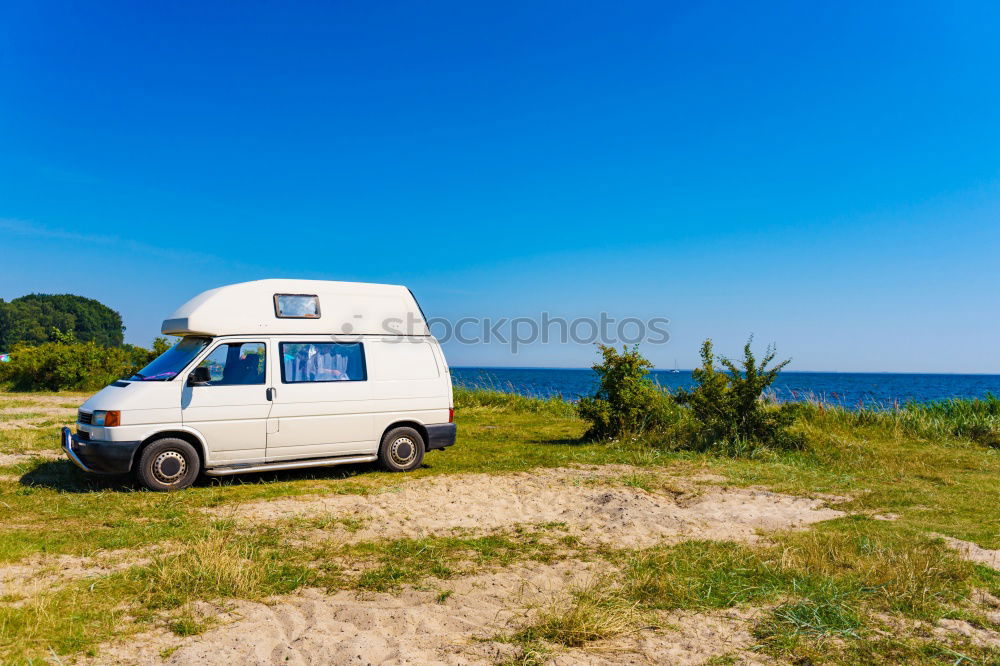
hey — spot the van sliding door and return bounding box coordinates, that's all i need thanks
[265,339,375,460]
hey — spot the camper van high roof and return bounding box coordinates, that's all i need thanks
[64,278,454,490]
[160,279,430,338]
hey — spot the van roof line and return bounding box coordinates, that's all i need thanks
[161,279,431,338]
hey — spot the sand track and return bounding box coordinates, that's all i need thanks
[82,467,836,664]
[940,535,1000,571]
[214,466,844,547]
[89,560,769,666]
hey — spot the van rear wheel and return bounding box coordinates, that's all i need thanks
[136,438,200,491]
[378,427,425,472]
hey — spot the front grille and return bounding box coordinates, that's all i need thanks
[78,410,93,425]
[76,430,90,441]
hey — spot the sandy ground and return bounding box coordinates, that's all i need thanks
[0,549,157,607]
[70,466,840,665]
[940,535,1000,571]
[934,618,1000,649]
[0,449,62,466]
[0,395,76,464]
[0,395,85,409]
[0,395,79,430]
[13,465,998,663]
[917,551,1000,650]
[87,560,771,666]
[213,466,844,548]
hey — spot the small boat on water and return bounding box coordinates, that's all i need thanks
[671,358,680,374]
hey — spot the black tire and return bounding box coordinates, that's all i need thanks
[378,426,425,472]
[135,438,200,491]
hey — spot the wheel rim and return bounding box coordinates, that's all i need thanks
[389,436,417,466]
[152,450,187,484]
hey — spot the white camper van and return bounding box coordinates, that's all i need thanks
[61,280,456,491]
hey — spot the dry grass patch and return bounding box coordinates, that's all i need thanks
[505,520,1000,663]
[512,583,645,648]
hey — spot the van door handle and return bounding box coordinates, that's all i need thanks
[266,387,276,401]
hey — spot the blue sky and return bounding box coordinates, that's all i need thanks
[1,1,998,372]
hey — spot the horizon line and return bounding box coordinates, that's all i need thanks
[449,366,1000,376]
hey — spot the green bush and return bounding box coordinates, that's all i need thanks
[0,331,157,391]
[577,344,685,440]
[0,293,125,350]
[151,336,173,356]
[675,337,804,452]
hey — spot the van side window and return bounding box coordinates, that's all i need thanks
[196,343,266,385]
[280,342,366,383]
[274,294,320,318]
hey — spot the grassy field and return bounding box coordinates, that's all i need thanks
[0,388,997,663]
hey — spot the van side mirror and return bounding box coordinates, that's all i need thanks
[188,366,212,386]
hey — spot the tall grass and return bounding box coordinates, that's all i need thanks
[460,382,1000,448]
[453,386,577,417]
[0,529,311,662]
[455,386,1000,456]
[118,533,309,610]
[903,394,1000,446]
[797,395,1000,448]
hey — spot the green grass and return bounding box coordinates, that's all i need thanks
[767,594,863,638]
[715,405,1000,548]
[167,611,213,637]
[0,523,572,663]
[335,526,566,592]
[508,520,999,663]
[0,426,61,455]
[611,540,791,609]
[0,399,38,409]
[510,583,645,648]
[0,411,44,422]
[0,527,313,661]
[454,385,578,417]
[0,390,999,663]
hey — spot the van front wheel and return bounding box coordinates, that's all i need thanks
[136,438,200,491]
[378,427,425,472]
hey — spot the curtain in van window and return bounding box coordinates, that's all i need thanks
[281,343,365,382]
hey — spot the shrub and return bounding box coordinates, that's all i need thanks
[151,336,173,356]
[0,293,124,350]
[577,344,683,440]
[0,331,157,391]
[675,337,804,452]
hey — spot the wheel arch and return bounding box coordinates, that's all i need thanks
[137,430,208,471]
[380,421,429,450]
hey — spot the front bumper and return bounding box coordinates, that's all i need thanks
[425,423,457,451]
[61,427,141,475]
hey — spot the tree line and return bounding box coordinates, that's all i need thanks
[0,294,125,351]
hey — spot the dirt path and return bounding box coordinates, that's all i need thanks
[213,466,844,548]
[88,560,770,665]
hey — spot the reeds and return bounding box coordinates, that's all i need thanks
[796,394,1000,448]
[453,385,576,416]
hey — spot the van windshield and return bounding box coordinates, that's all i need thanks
[130,337,210,381]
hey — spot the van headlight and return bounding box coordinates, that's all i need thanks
[92,410,121,427]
